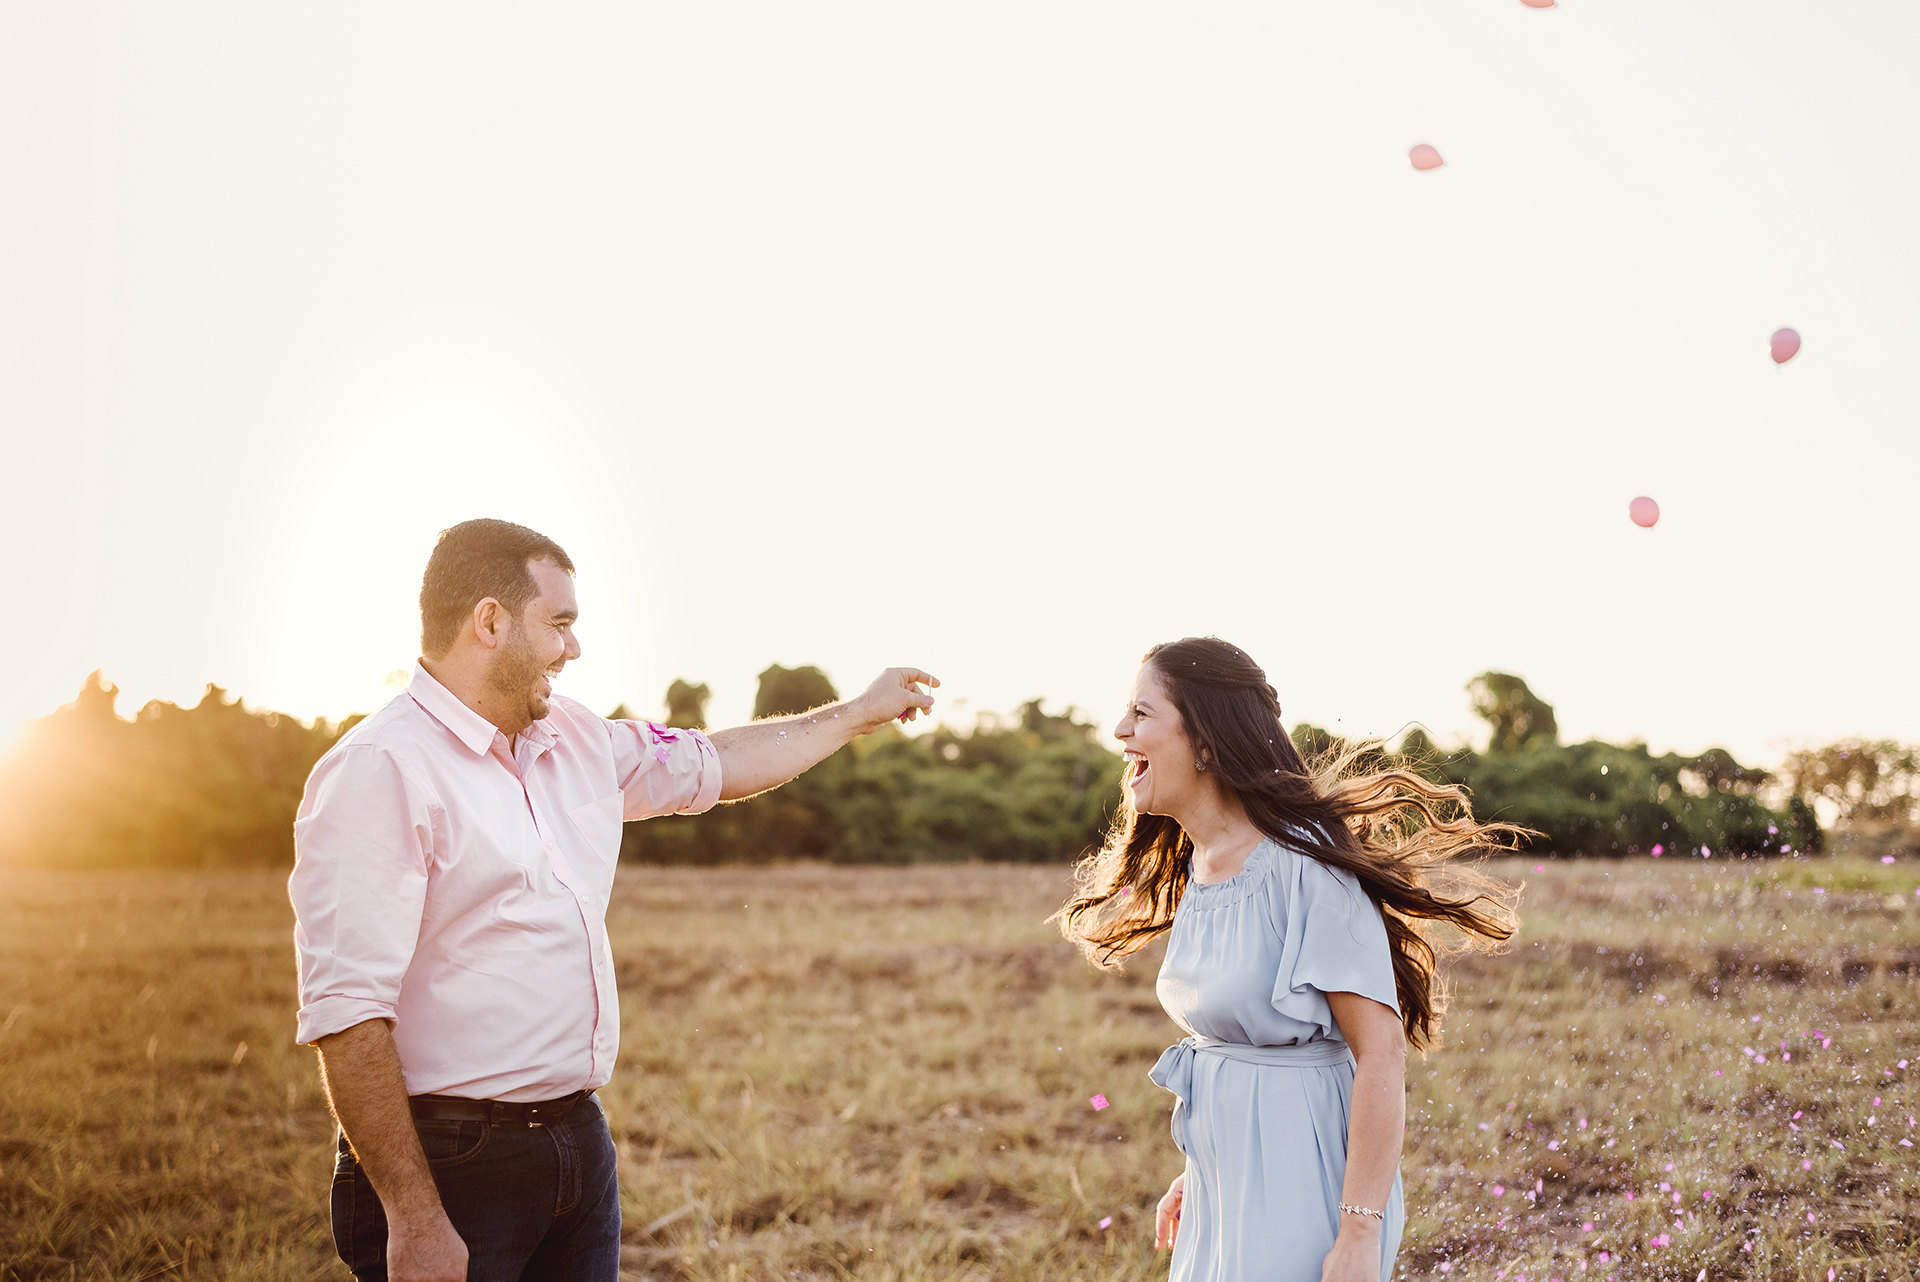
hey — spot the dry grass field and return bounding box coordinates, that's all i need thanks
[2,855,1918,1281]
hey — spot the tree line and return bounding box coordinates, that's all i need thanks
[2,666,1908,870]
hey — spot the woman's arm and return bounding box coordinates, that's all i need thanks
[1321,990,1406,1282]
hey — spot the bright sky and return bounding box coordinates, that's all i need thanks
[3,1,1916,769]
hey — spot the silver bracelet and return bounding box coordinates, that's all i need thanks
[1340,1202,1385,1221]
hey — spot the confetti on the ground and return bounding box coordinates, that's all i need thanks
[1098,1215,1113,1230]
[1090,1094,1109,1111]
[1410,143,1444,171]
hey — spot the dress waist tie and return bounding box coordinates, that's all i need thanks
[1148,1036,1356,1156]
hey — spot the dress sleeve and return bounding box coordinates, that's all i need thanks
[1268,847,1401,1040]
[289,744,434,1046]
[608,719,723,819]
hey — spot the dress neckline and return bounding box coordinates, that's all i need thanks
[1183,837,1279,907]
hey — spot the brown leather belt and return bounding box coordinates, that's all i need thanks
[407,1089,591,1128]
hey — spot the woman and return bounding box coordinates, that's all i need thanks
[1052,638,1521,1282]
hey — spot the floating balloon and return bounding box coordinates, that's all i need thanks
[1770,327,1801,364]
[1629,496,1660,528]
[1520,0,1556,8]
[1409,144,1444,171]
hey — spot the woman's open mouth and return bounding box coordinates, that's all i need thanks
[1124,750,1149,786]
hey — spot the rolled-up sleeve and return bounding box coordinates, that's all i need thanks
[610,719,723,819]
[289,744,434,1045]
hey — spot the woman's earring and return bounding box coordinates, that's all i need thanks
[1195,757,1208,772]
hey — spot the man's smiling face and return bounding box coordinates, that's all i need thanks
[485,557,581,733]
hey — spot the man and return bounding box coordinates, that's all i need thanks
[290,518,935,1282]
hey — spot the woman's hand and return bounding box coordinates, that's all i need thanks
[1153,1171,1186,1250]
[1320,1222,1382,1282]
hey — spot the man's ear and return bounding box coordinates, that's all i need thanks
[472,597,507,650]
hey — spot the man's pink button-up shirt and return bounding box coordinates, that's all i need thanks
[289,662,721,1101]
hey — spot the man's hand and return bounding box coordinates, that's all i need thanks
[388,1211,468,1282]
[315,1021,464,1280]
[854,667,939,730]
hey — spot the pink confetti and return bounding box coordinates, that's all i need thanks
[1701,845,1712,859]
[1090,1094,1109,1111]
[1902,1139,1915,1148]
[1900,1061,1910,1069]
[1651,843,1664,857]
[1492,1183,1506,1197]
[1828,1271,1836,1282]
[1118,886,1133,898]
[1479,1122,1491,1131]
[1875,1097,1883,1107]
[1629,496,1660,529]
[1883,855,1897,864]
[1579,1118,1587,1129]
[1809,1212,1818,1224]
[1597,1253,1609,1264]
[1793,1111,1803,1120]
[1534,862,1544,873]
[1770,327,1802,364]
[1803,1159,1813,1169]
[654,747,671,764]
[1409,143,1445,171]
[1650,1234,1669,1249]
[1582,1221,1594,1232]
[1439,1264,1454,1275]
[1098,1215,1112,1230]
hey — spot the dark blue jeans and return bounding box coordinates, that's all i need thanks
[330,1094,620,1281]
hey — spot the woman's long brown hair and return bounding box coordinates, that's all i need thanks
[1049,636,1523,1051]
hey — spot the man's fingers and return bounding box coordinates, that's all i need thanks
[895,668,939,691]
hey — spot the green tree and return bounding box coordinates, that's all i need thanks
[753,665,838,720]
[665,679,712,729]
[1467,671,1559,752]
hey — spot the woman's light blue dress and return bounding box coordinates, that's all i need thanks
[1150,835,1405,1282]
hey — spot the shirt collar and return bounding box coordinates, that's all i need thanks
[408,660,509,756]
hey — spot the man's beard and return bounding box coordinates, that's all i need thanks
[486,626,550,732]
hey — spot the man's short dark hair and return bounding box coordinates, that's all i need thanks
[419,519,575,658]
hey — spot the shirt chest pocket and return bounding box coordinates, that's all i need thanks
[567,792,627,853]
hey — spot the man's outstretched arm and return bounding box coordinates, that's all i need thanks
[709,667,937,802]
[315,1019,467,1282]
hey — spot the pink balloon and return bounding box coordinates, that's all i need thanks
[1770,327,1801,364]
[1520,0,1557,7]
[1629,496,1660,528]
[1409,144,1444,171]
